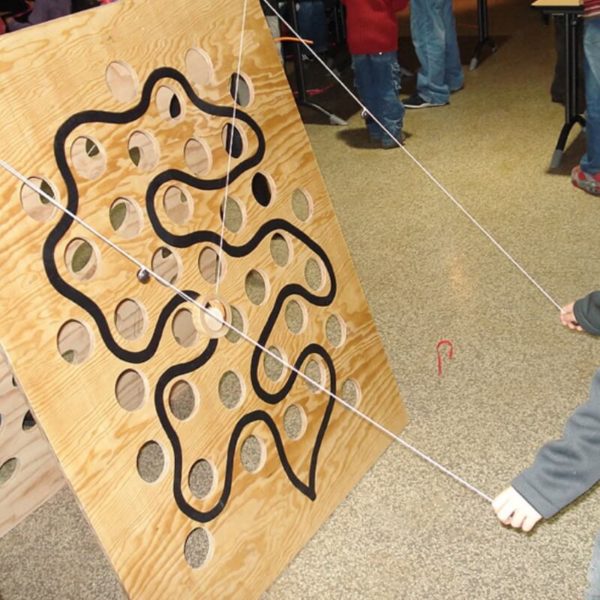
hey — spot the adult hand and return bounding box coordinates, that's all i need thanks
[492,487,542,532]
[560,302,583,331]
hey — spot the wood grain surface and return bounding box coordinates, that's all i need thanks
[0,0,408,597]
[0,349,64,539]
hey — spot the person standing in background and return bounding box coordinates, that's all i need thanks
[343,0,408,149]
[571,1,600,195]
[403,0,463,109]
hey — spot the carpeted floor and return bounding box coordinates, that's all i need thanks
[2,1,599,598]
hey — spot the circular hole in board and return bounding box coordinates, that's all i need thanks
[283,404,307,440]
[305,257,325,291]
[20,177,58,222]
[151,246,181,285]
[156,85,184,122]
[220,196,244,233]
[304,358,324,393]
[325,314,347,348]
[285,299,306,335]
[114,298,147,341]
[136,440,166,483]
[57,320,93,365]
[251,172,273,207]
[263,346,286,382]
[105,61,139,103]
[229,72,253,106]
[198,247,224,284]
[341,379,362,408]
[189,458,216,499]
[163,185,193,225]
[240,435,266,473]
[169,379,197,421]
[0,457,18,486]
[245,269,269,305]
[22,410,37,431]
[115,369,147,412]
[291,188,313,222]
[184,527,213,569]
[185,48,214,88]
[224,305,245,344]
[0,353,18,396]
[218,370,245,409]
[128,130,160,171]
[184,138,212,176]
[64,238,100,281]
[222,123,244,159]
[109,197,143,239]
[270,233,291,267]
[70,136,107,180]
[172,308,200,348]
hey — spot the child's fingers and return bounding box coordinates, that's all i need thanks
[492,487,542,531]
[493,494,517,524]
[522,512,542,532]
[509,510,526,529]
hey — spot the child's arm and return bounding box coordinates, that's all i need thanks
[493,294,600,528]
[572,291,600,335]
[493,369,600,525]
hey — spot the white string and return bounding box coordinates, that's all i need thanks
[215,0,249,296]
[262,0,562,314]
[0,158,492,503]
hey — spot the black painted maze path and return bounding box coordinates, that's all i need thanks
[44,67,341,524]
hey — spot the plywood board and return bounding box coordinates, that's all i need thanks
[0,1,408,597]
[0,349,64,538]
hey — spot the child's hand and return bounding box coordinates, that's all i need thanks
[560,302,583,331]
[492,487,542,532]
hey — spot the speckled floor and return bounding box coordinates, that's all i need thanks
[2,1,599,599]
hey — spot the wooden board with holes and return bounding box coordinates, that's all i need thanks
[0,349,64,539]
[0,0,408,597]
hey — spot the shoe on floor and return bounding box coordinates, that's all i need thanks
[572,165,600,196]
[380,131,405,149]
[403,93,448,109]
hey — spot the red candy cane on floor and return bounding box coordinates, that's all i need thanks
[436,340,454,377]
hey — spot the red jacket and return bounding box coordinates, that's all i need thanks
[342,0,408,55]
[584,0,600,18]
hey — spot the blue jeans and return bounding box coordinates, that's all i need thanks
[410,0,464,104]
[296,0,328,55]
[352,52,405,140]
[580,18,600,174]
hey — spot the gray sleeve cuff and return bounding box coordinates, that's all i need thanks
[574,292,600,335]
[512,474,562,519]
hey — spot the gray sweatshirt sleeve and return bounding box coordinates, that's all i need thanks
[574,291,600,335]
[512,370,600,518]
[512,290,600,517]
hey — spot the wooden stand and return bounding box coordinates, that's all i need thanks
[0,1,408,597]
[0,349,63,539]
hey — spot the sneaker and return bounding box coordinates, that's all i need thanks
[380,131,405,149]
[571,165,600,195]
[403,93,448,109]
